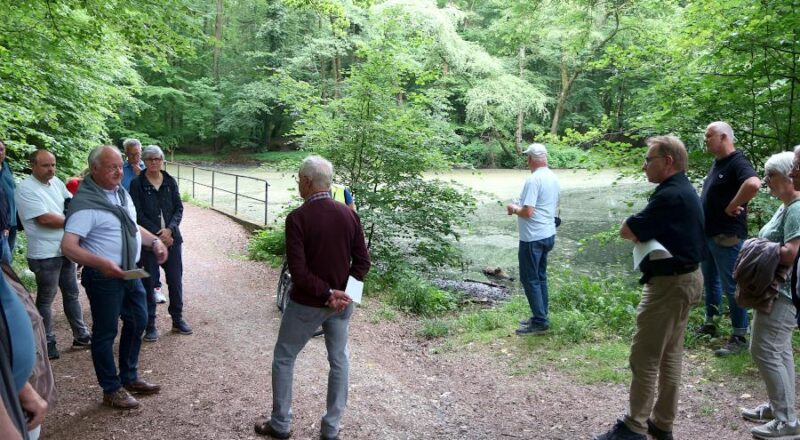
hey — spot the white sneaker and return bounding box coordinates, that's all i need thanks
[154,287,167,304]
[751,419,800,439]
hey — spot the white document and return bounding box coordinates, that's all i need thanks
[345,276,364,304]
[122,269,150,280]
[632,240,672,270]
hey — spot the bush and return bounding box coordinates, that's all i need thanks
[247,228,285,266]
[386,269,458,316]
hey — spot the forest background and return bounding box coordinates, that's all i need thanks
[3,0,800,390]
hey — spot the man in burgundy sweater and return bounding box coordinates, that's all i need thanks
[255,155,370,440]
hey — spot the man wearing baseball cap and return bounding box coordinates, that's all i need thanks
[507,143,560,335]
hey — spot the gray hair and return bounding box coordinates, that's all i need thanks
[88,145,122,168]
[793,144,800,154]
[299,155,333,190]
[765,151,794,179]
[707,121,736,143]
[122,138,142,152]
[142,145,164,161]
[646,135,688,172]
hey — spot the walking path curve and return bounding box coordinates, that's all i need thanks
[40,204,760,439]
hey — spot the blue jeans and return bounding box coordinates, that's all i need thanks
[141,242,184,326]
[28,257,90,343]
[81,267,148,393]
[519,235,555,327]
[271,301,353,438]
[701,238,749,333]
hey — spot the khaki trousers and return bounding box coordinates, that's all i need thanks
[624,269,703,434]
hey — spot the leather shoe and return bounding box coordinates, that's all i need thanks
[254,418,291,439]
[103,388,140,409]
[123,380,161,395]
[321,433,340,440]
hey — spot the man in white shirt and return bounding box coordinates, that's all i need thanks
[506,143,560,335]
[61,145,168,409]
[15,150,91,360]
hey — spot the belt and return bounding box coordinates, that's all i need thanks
[639,263,698,284]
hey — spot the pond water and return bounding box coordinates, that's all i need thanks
[167,163,651,282]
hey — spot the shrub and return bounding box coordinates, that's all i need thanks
[387,270,458,316]
[247,228,285,266]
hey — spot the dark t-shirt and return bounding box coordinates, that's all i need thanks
[700,150,758,238]
[627,172,705,269]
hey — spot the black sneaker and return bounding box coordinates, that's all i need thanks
[593,419,646,440]
[694,323,717,337]
[518,316,533,326]
[172,319,193,335]
[515,323,549,336]
[647,419,674,440]
[47,341,60,360]
[714,335,747,357]
[72,335,92,349]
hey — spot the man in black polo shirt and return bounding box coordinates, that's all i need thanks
[698,121,760,356]
[594,135,704,440]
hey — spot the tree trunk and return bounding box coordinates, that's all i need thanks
[515,45,526,153]
[550,61,574,135]
[212,0,225,152]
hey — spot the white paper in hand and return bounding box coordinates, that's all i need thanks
[345,276,364,304]
[632,240,672,270]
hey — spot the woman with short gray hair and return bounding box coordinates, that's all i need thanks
[740,151,800,439]
[128,146,192,341]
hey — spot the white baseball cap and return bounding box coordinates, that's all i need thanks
[521,143,548,157]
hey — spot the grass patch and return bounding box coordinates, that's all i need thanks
[418,318,450,338]
[170,150,305,164]
[370,305,397,323]
[11,233,36,292]
[247,228,285,267]
[557,341,631,384]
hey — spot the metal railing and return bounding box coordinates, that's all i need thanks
[164,162,270,226]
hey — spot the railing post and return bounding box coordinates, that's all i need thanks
[234,175,239,215]
[211,171,215,207]
[265,181,269,225]
[192,167,196,199]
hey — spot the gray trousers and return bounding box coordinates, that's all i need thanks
[751,295,797,423]
[28,256,90,343]
[270,300,353,437]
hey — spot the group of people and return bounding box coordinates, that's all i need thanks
[0,139,192,439]
[506,122,800,440]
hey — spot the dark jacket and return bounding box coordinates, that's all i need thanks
[129,171,183,244]
[734,238,790,313]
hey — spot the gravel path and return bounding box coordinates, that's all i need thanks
[38,204,768,439]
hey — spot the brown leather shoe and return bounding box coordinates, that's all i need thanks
[123,380,161,395]
[103,388,140,409]
[254,417,291,439]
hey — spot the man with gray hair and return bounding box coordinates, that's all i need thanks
[698,121,761,356]
[61,145,169,409]
[15,149,92,360]
[594,135,704,440]
[506,143,560,335]
[254,155,370,440]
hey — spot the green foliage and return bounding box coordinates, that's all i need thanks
[418,318,450,338]
[294,12,476,268]
[381,268,459,316]
[0,0,198,175]
[247,228,286,267]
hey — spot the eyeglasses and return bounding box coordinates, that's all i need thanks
[144,157,163,162]
[644,155,665,166]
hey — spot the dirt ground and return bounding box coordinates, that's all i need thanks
[37,204,772,440]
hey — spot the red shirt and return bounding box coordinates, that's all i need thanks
[66,177,82,196]
[285,193,370,308]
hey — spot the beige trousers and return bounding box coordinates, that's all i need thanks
[623,269,703,434]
